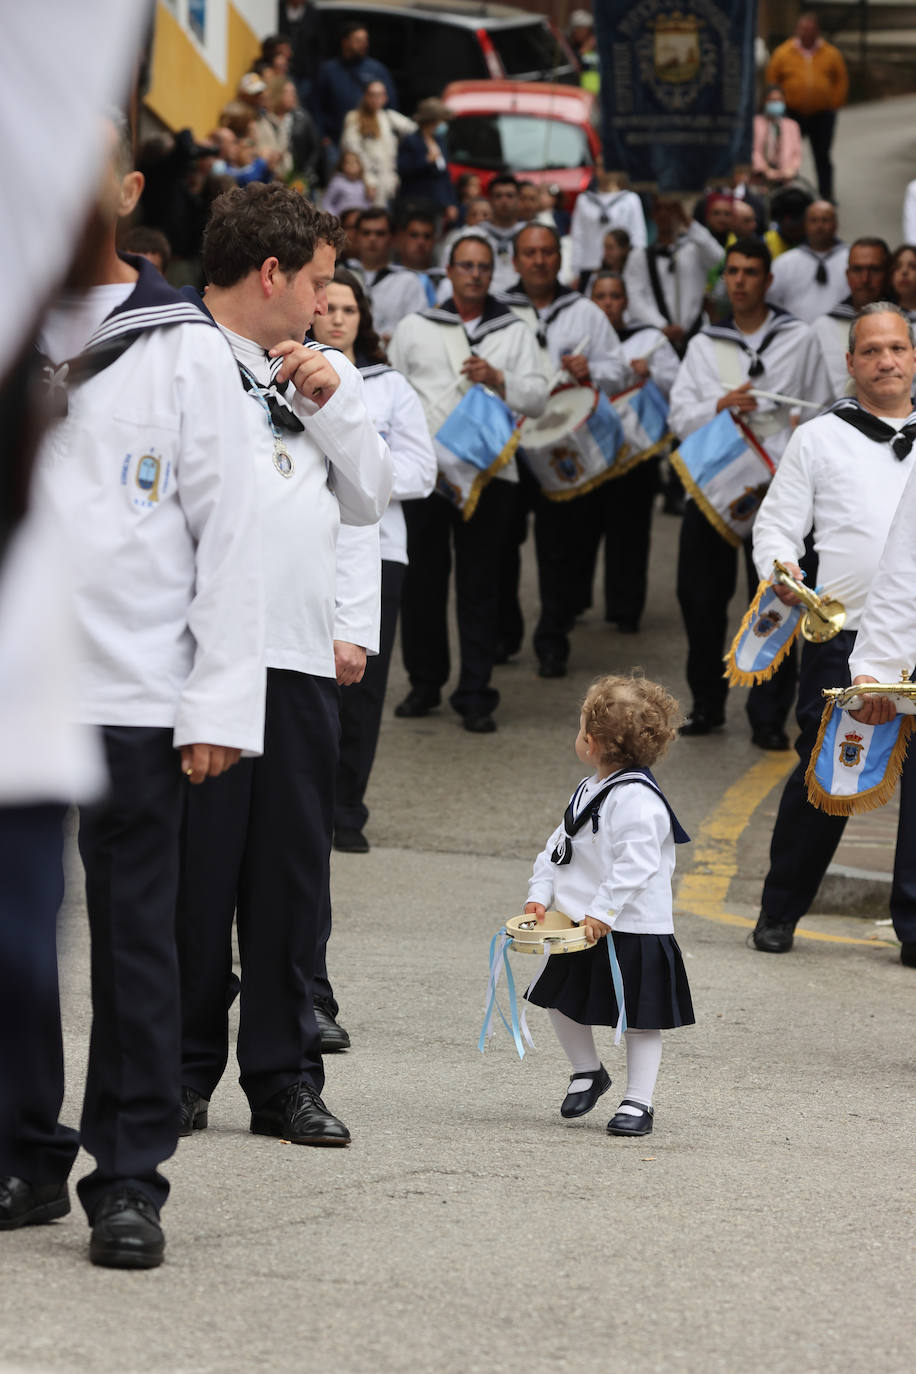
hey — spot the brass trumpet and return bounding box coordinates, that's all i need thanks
[823,676,916,715]
[772,560,846,643]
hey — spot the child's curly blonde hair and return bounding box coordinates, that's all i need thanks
[581,673,682,770]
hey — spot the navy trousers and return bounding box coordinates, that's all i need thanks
[401,481,515,717]
[0,803,76,1188]
[761,631,916,940]
[77,727,184,1218]
[335,558,405,833]
[178,669,338,1109]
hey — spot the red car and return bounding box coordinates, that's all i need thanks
[442,80,601,211]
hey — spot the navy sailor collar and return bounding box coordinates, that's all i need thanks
[702,306,798,377]
[499,280,581,325]
[420,294,519,340]
[827,295,856,321]
[84,254,217,351]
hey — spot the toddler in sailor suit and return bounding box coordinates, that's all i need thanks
[524,675,694,1136]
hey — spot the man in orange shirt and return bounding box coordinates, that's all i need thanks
[766,12,848,202]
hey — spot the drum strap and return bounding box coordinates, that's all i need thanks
[550,769,689,866]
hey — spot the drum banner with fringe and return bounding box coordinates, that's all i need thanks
[610,377,672,477]
[805,701,914,817]
[434,384,521,521]
[725,580,803,686]
[670,409,775,547]
[519,383,627,501]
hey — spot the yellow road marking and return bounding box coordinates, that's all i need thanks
[677,753,888,947]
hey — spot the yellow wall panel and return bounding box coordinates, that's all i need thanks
[146,2,262,138]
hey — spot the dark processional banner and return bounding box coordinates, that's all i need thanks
[593,0,758,193]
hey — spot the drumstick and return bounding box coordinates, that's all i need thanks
[727,385,820,410]
[551,335,590,390]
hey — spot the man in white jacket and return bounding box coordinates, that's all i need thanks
[175,184,392,1152]
[0,116,266,1268]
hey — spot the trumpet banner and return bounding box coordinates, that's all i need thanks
[805,698,914,817]
[724,580,803,687]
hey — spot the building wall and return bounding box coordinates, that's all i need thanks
[145,0,276,137]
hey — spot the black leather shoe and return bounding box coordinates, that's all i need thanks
[315,1001,351,1053]
[250,1083,350,1146]
[901,942,916,968]
[178,1087,209,1137]
[537,656,567,679]
[463,713,497,734]
[334,826,369,853]
[752,911,795,953]
[394,688,440,718]
[679,710,724,737]
[89,1189,164,1269]
[560,1064,612,1119]
[752,728,790,751]
[0,1176,70,1230]
[607,1100,654,1136]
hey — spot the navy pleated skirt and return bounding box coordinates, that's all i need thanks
[524,931,695,1030]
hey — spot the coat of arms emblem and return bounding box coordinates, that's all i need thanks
[653,12,701,84]
[838,731,864,768]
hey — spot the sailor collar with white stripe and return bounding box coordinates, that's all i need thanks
[798,241,847,264]
[499,280,582,326]
[81,255,217,351]
[36,255,216,414]
[702,305,798,377]
[616,321,663,343]
[419,295,520,341]
[827,295,856,321]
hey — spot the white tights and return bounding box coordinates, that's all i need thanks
[549,1010,662,1109]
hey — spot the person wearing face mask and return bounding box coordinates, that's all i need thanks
[395,99,458,226]
[751,86,803,190]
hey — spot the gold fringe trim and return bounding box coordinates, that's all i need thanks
[804,699,915,816]
[460,425,522,522]
[609,430,674,481]
[669,447,743,548]
[723,580,801,687]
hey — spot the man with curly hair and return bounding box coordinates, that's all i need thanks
[175,183,392,1150]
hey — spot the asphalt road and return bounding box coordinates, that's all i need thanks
[2,97,915,1374]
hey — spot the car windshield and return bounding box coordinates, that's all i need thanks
[447,114,590,172]
[487,22,571,77]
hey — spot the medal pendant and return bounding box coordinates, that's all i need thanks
[272,439,294,478]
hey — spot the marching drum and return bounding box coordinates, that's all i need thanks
[505,909,590,955]
[519,383,625,500]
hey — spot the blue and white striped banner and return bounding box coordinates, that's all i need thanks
[725,581,802,686]
[611,377,671,475]
[671,409,775,547]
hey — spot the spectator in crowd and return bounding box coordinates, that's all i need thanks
[347,207,429,340]
[259,33,293,78]
[566,8,594,61]
[117,224,172,274]
[812,237,890,395]
[891,243,916,320]
[212,120,276,187]
[236,71,291,176]
[322,149,373,217]
[766,12,848,201]
[315,23,398,147]
[463,196,491,228]
[341,79,416,207]
[767,199,849,323]
[278,1,321,105]
[396,99,458,225]
[731,199,761,239]
[702,192,734,246]
[136,128,225,286]
[765,183,813,258]
[751,84,803,189]
[455,172,482,223]
[267,76,322,191]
